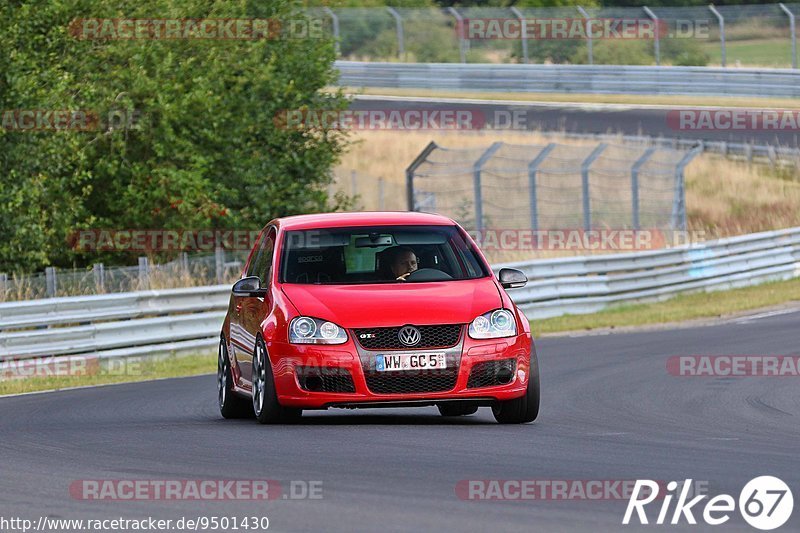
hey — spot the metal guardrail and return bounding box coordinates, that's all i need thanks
[495,227,800,319]
[336,61,800,98]
[0,227,798,365]
[0,286,229,361]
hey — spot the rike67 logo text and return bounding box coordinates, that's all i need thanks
[624,476,793,530]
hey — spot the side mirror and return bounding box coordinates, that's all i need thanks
[232,276,268,297]
[498,268,527,289]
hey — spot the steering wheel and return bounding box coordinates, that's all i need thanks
[403,268,453,282]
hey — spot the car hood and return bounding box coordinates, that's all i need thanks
[281,278,502,328]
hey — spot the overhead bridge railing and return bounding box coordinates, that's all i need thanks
[0,227,799,363]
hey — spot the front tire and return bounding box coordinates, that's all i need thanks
[218,337,253,419]
[252,337,302,424]
[492,349,540,424]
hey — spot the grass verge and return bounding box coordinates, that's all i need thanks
[0,352,215,397]
[532,276,800,336]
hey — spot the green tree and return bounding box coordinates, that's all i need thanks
[0,0,350,272]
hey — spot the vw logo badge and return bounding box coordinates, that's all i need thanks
[398,326,421,347]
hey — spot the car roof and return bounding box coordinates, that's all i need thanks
[272,211,457,231]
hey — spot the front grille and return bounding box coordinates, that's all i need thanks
[467,359,516,389]
[296,367,356,393]
[365,368,459,394]
[354,324,462,350]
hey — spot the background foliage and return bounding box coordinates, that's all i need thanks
[0,0,350,272]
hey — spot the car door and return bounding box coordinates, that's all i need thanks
[238,227,277,389]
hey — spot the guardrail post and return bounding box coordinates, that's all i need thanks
[386,7,405,59]
[93,263,105,293]
[745,143,753,163]
[631,147,657,230]
[215,247,225,284]
[709,4,726,67]
[643,6,660,66]
[510,7,528,64]
[45,267,57,297]
[528,143,557,231]
[577,6,593,65]
[473,142,504,233]
[780,3,797,69]
[581,143,607,230]
[448,7,467,63]
[673,146,702,231]
[138,257,149,289]
[322,7,340,56]
[405,141,438,210]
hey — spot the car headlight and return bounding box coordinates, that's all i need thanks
[289,317,348,344]
[468,309,517,339]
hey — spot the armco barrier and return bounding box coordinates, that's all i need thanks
[336,61,800,98]
[0,227,798,364]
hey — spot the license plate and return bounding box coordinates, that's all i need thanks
[376,353,447,372]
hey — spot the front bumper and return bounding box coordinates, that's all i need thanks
[266,330,531,409]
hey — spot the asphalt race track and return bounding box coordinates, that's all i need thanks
[1,309,798,533]
[351,96,800,148]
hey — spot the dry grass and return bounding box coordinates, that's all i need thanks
[335,130,800,249]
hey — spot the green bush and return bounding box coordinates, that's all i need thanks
[0,0,350,272]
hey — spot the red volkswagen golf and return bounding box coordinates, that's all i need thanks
[218,212,539,424]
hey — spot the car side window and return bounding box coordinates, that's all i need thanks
[250,229,276,283]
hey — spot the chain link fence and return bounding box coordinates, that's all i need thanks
[406,140,700,234]
[0,250,247,302]
[309,4,800,68]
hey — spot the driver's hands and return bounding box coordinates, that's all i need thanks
[396,272,411,281]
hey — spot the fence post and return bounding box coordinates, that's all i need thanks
[215,247,225,284]
[323,7,340,56]
[138,257,149,289]
[473,142,504,233]
[386,7,405,59]
[673,146,702,231]
[631,147,657,230]
[528,143,557,231]
[643,6,660,66]
[581,144,607,231]
[405,141,438,210]
[378,177,385,210]
[180,252,189,275]
[93,263,105,293]
[510,7,528,64]
[0,273,7,298]
[448,7,467,63]
[45,266,57,297]
[780,3,797,69]
[708,4,726,67]
[577,6,593,65]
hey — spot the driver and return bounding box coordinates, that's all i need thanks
[386,246,418,281]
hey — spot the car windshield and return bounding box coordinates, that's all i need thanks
[280,225,489,284]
